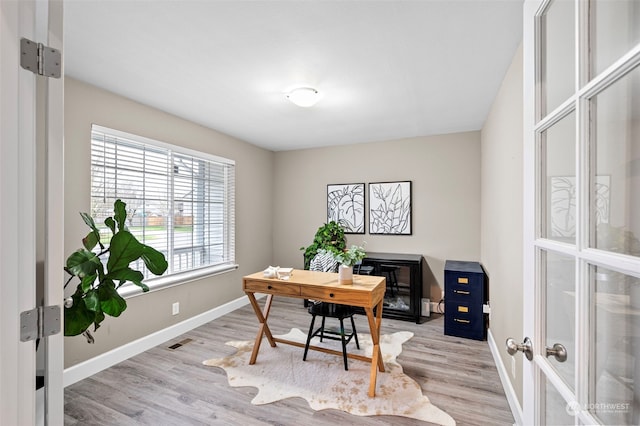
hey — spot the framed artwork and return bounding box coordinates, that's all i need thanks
[369,181,412,235]
[550,175,610,237]
[327,183,365,234]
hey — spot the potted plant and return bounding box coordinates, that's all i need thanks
[300,221,346,270]
[64,199,168,343]
[334,244,366,285]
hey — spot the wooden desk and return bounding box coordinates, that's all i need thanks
[243,269,386,397]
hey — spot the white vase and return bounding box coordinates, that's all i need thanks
[338,264,353,284]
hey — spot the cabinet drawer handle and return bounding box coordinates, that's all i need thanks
[267,285,273,290]
[454,318,471,324]
[454,290,470,295]
[329,293,335,298]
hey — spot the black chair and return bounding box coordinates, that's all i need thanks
[303,301,359,370]
[303,251,360,370]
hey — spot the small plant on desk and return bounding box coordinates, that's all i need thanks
[334,245,366,267]
[334,245,366,285]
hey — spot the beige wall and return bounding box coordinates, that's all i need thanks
[480,43,524,405]
[272,132,482,301]
[63,78,274,367]
[64,70,515,387]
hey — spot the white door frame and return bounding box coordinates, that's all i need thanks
[522,1,540,424]
[42,0,65,423]
[0,1,64,424]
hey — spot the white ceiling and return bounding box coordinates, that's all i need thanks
[64,0,523,152]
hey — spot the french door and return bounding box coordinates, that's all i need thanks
[522,0,640,424]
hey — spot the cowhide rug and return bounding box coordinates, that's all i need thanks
[203,328,455,425]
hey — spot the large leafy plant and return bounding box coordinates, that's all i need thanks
[64,199,168,342]
[300,221,346,269]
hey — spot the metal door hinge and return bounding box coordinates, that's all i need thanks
[20,305,61,342]
[20,38,61,78]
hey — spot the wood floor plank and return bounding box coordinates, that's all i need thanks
[65,298,514,425]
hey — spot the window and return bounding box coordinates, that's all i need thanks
[90,125,236,295]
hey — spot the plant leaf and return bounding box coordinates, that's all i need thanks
[104,217,116,234]
[84,289,100,312]
[93,310,105,331]
[106,230,144,272]
[64,293,95,336]
[81,273,97,293]
[80,212,104,250]
[107,267,148,292]
[141,245,168,276]
[82,231,99,251]
[66,249,101,278]
[98,281,127,317]
[113,199,127,231]
[80,211,98,230]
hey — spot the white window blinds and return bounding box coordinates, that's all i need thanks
[90,125,235,286]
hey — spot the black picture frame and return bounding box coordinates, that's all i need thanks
[369,181,412,235]
[327,183,365,234]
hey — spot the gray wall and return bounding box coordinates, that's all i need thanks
[64,78,274,367]
[272,132,482,302]
[480,44,524,405]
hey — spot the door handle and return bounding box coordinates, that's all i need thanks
[506,337,533,361]
[545,343,567,363]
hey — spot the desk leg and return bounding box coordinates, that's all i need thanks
[247,293,276,365]
[364,301,385,397]
[374,299,384,371]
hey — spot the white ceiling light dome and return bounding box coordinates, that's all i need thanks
[286,87,321,107]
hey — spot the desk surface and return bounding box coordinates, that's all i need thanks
[243,269,386,308]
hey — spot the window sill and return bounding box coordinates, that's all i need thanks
[118,263,239,299]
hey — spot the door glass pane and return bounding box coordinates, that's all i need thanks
[545,378,575,425]
[591,265,639,424]
[591,0,640,78]
[545,250,575,390]
[541,0,575,117]
[544,112,577,242]
[591,65,640,258]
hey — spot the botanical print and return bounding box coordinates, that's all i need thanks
[550,177,576,238]
[327,183,365,234]
[369,181,412,235]
[550,176,610,238]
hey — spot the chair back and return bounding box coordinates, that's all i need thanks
[309,251,338,273]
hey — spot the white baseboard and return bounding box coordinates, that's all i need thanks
[487,328,523,425]
[63,294,253,387]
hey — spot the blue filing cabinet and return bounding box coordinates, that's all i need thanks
[444,260,487,340]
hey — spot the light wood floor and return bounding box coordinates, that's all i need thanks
[64,298,514,425]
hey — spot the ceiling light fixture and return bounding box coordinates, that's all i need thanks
[286,87,320,107]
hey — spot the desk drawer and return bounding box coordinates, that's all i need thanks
[244,280,300,297]
[300,286,369,306]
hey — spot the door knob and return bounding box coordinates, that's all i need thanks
[506,337,533,361]
[545,343,567,363]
